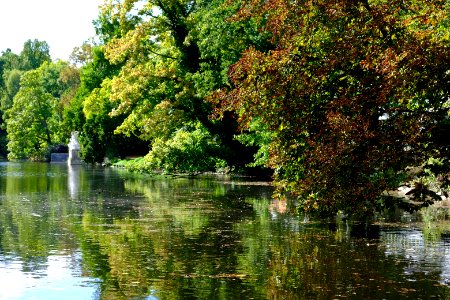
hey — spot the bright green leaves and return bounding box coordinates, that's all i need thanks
[95,0,142,43]
[0,40,60,159]
[90,0,271,170]
[107,56,186,140]
[6,62,68,160]
[101,0,191,142]
[235,119,273,168]
[19,39,51,71]
[83,78,113,120]
[144,122,226,174]
[1,69,23,113]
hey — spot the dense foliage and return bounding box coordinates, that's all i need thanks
[93,0,270,170]
[5,61,75,160]
[0,39,53,157]
[215,0,450,215]
[1,0,450,216]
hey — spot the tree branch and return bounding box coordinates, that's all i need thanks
[147,47,177,60]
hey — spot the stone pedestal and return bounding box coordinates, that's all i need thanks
[50,153,69,163]
[68,149,82,165]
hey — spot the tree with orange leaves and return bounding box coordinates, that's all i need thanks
[215,0,450,216]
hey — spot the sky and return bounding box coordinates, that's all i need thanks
[0,0,103,61]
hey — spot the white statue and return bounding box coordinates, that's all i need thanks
[68,131,81,150]
[68,131,82,165]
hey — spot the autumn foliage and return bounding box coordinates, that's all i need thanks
[216,0,450,215]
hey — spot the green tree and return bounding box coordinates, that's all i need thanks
[0,49,22,157]
[63,41,148,163]
[19,39,51,70]
[0,52,21,106]
[216,0,450,216]
[80,78,140,162]
[0,41,52,158]
[94,0,270,170]
[1,69,23,113]
[0,48,20,72]
[6,62,69,160]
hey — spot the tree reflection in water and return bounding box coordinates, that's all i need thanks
[0,163,449,299]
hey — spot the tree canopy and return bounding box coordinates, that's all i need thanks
[6,61,75,160]
[0,39,52,157]
[215,0,450,216]
[69,0,270,169]
[1,0,450,217]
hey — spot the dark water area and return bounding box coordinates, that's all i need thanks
[0,162,449,299]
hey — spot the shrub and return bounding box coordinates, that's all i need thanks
[145,123,226,174]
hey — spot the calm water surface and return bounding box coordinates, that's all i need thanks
[0,162,450,299]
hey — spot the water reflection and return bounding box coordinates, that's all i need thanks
[68,165,81,199]
[0,163,449,299]
[0,252,99,300]
[381,228,450,286]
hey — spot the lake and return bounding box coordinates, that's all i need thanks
[0,162,449,299]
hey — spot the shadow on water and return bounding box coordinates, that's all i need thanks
[0,162,449,299]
